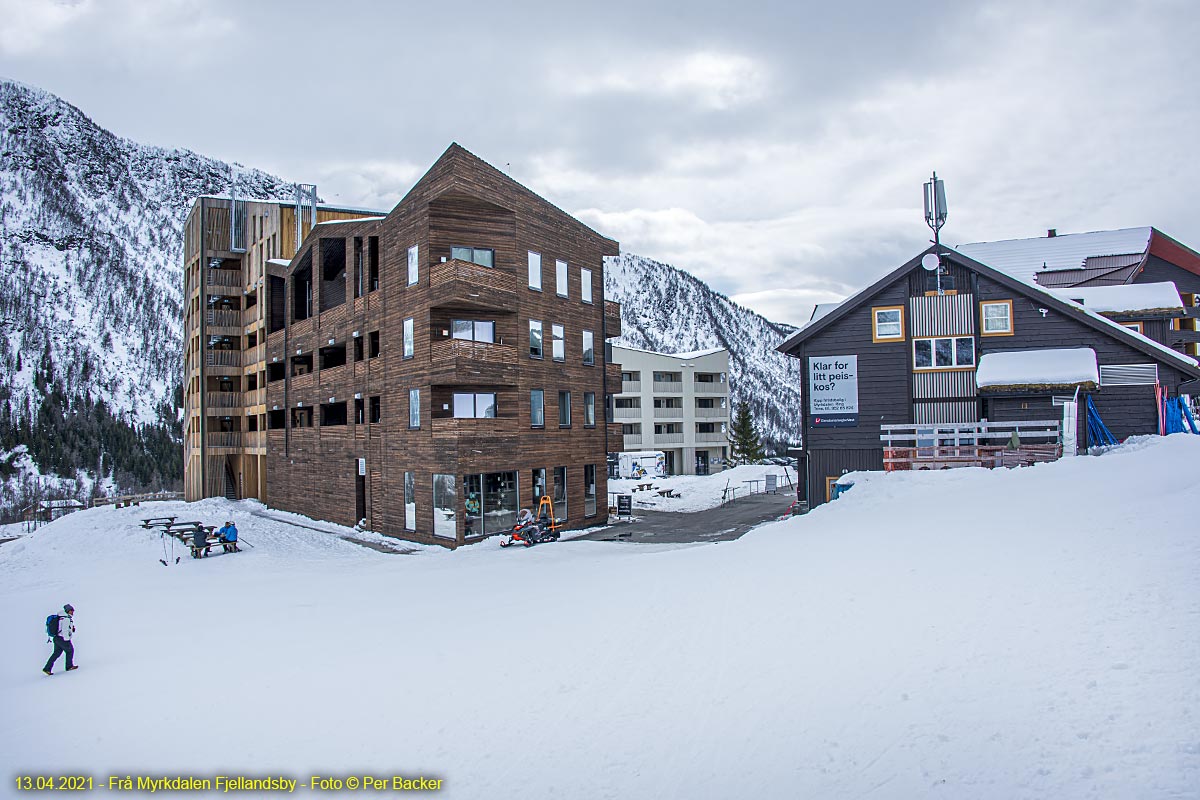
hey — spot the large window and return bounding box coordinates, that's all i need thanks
[553,466,567,520]
[980,300,1013,336]
[559,391,571,427]
[453,392,496,418]
[407,245,419,285]
[913,336,975,370]
[531,389,545,428]
[404,472,415,531]
[552,324,565,361]
[581,268,593,304]
[452,319,495,343]
[452,246,494,267]
[528,251,542,290]
[403,318,414,359]
[584,464,597,517]
[433,473,456,539]
[531,468,547,507]
[409,388,421,428]
[582,330,594,365]
[529,320,543,358]
[584,392,595,426]
[872,306,905,342]
[556,259,568,297]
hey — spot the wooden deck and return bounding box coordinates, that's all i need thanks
[881,420,1062,471]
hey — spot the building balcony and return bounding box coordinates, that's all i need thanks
[431,417,518,443]
[429,339,520,386]
[653,381,683,393]
[694,407,728,419]
[291,372,314,392]
[654,432,685,445]
[613,407,642,420]
[245,388,266,407]
[695,432,727,443]
[621,380,641,394]
[243,307,263,328]
[622,434,642,448]
[206,309,242,334]
[319,363,349,391]
[429,259,517,310]
[244,344,266,368]
[604,300,622,338]
[206,268,243,295]
[653,407,684,419]
[693,382,727,395]
[244,431,266,451]
[206,391,242,411]
[205,349,241,369]
[206,431,242,451]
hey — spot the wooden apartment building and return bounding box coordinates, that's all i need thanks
[256,144,621,546]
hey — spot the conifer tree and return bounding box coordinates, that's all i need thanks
[729,401,765,465]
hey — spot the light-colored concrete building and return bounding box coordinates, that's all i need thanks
[611,345,730,475]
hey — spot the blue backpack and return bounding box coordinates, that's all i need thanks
[45,614,61,638]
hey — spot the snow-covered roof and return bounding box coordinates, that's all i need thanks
[810,303,840,323]
[1048,282,1183,314]
[313,217,385,226]
[976,348,1099,389]
[266,258,291,268]
[611,344,727,361]
[956,228,1151,286]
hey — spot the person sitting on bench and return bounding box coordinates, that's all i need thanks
[192,529,211,558]
[217,521,239,553]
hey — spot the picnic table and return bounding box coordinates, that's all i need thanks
[140,516,176,529]
[632,483,656,492]
[656,488,680,499]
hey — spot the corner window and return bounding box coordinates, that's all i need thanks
[407,245,419,285]
[529,320,544,359]
[451,246,494,268]
[556,259,568,297]
[531,389,544,428]
[582,330,594,365]
[453,392,496,419]
[409,388,420,429]
[403,318,414,359]
[872,305,904,342]
[528,251,542,290]
[581,268,593,304]
[452,320,495,343]
[558,391,571,427]
[980,300,1013,336]
[552,324,565,362]
[913,336,975,370]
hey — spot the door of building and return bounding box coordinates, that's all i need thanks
[355,474,366,525]
[695,451,710,475]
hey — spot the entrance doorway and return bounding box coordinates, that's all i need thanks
[695,451,710,476]
[355,472,366,525]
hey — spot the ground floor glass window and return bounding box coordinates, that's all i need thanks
[553,466,567,520]
[433,473,456,539]
[584,464,597,517]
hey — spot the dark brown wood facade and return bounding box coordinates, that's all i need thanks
[264,144,620,547]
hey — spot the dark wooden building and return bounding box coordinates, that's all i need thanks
[779,245,1200,508]
[263,144,622,546]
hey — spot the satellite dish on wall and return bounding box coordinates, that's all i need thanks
[921,253,940,272]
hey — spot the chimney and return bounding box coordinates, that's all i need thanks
[1047,228,1057,238]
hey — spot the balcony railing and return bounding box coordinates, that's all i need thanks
[613,407,641,419]
[205,349,241,368]
[654,432,685,445]
[653,406,684,418]
[245,344,266,366]
[429,259,516,307]
[431,338,519,365]
[206,309,242,329]
[694,407,728,418]
[244,431,265,450]
[620,380,641,393]
[245,388,266,407]
[693,382,727,394]
[622,434,642,448]
[243,307,263,327]
[695,432,727,443]
[653,381,683,393]
[429,339,519,385]
[206,432,241,449]
[881,420,1062,471]
[206,392,242,410]
[431,417,518,440]
[206,269,242,289]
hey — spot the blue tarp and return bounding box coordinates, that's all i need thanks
[1086,396,1118,447]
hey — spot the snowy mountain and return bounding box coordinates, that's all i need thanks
[0,78,800,513]
[606,253,800,449]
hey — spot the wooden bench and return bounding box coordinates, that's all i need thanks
[140,516,176,529]
[189,533,240,558]
[656,489,680,499]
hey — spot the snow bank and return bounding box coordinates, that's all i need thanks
[609,464,796,512]
[1050,282,1183,314]
[3,437,1200,798]
[977,347,1099,389]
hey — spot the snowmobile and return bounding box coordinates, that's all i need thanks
[499,497,562,547]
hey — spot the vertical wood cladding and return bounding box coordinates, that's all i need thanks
[266,145,619,547]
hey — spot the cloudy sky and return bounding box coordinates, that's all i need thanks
[1,0,1197,326]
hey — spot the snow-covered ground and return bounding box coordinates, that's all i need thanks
[609,463,796,512]
[3,437,1200,798]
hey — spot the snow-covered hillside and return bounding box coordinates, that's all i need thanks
[606,253,800,448]
[0,78,298,424]
[4,435,1198,797]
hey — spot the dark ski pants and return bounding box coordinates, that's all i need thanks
[44,636,74,672]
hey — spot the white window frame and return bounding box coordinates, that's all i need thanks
[980,300,1014,336]
[912,336,975,370]
[528,251,542,291]
[556,259,568,297]
[407,245,419,285]
[581,267,593,304]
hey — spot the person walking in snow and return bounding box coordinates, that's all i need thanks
[43,604,77,675]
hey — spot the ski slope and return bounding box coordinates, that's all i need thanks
[2,437,1199,798]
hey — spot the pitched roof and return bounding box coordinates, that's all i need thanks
[955,227,1152,285]
[777,245,1200,379]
